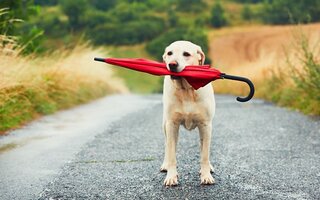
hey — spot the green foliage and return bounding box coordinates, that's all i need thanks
[36,14,68,38]
[241,4,253,21]
[0,1,44,54]
[168,8,178,27]
[108,2,148,22]
[210,2,228,28]
[89,16,165,45]
[89,0,117,11]
[18,25,45,54]
[231,0,264,3]
[0,0,38,34]
[176,0,206,12]
[261,0,320,24]
[59,0,89,30]
[34,0,58,6]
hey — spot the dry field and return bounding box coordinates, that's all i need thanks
[209,23,320,97]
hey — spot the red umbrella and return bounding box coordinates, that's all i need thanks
[94,57,254,102]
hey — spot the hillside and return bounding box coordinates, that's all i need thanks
[208,23,320,93]
[210,23,320,71]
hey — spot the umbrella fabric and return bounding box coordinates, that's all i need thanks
[101,58,222,90]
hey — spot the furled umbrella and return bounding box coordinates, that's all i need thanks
[94,57,254,102]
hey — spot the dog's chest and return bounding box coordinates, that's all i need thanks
[172,100,207,130]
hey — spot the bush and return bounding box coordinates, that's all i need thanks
[261,0,320,24]
[88,16,166,45]
[210,2,228,28]
[241,4,253,21]
[34,0,58,6]
[108,2,148,23]
[89,0,117,11]
[0,2,44,55]
[83,9,112,29]
[146,27,209,62]
[176,0,207,12]
[231,0,264,3]
[36,15,68,38]
[59,0,89,30]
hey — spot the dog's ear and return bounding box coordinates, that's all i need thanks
[196,46,205,65]
[162,48,168,62]
[162,52,166,62]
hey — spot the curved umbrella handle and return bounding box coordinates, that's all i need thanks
[220,73,255,102]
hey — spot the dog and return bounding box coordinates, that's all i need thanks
[161,41,215,186]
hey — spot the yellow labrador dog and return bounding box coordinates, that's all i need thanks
[161,41,215,186]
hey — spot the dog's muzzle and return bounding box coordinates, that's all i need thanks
[168,61,181,79]
[168,62,178,71]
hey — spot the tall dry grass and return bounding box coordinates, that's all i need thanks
[0,41,127,134]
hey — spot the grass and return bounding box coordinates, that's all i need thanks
[260,33,320,115]
[105,44,163,93]
[0,43,127,134]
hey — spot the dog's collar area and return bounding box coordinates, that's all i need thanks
[172,77,193,90]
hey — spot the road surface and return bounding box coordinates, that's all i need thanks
[0,94,319,199]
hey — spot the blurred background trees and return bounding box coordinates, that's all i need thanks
[210,2,228,28]
[1,0,320,57]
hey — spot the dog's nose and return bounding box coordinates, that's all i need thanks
[168,61,178,71]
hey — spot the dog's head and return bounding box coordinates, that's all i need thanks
[163,40,205,73]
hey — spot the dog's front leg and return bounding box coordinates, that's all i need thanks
[199,123,215,185]
[163,120,179,186]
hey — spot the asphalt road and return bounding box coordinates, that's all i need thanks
[1,94,319,200]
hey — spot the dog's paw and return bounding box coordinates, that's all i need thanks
[164,174,178,186]
[200,173,215,185]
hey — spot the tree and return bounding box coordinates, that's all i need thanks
[89,0,117,11]
[168,7,178,27]
[0,0,44,54]
[241,4,253,21]
[210,2,227,28]
[0,0,38,34]
[176,0,206,12]
[60,0,89,30]
[261,0,320,24]
[34,0,58,6]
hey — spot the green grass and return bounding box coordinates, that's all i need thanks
[106,44,163,93]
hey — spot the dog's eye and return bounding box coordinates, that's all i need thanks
[183,52,191,57]
[167,51,173,56]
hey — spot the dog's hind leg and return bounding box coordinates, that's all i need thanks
[199,123,215,185]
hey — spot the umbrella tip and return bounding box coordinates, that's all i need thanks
[94,57,105,62]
